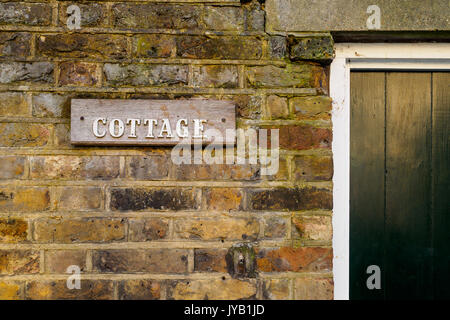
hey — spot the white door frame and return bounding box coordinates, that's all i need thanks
[330,43,450,300]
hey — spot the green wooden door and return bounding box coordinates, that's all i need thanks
[350,71,449,300]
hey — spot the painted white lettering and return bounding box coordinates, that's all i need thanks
[158,119,174,138]
[144,119,158,138]
[92,117,107,138]
[193,119,207,138]
[127,118,141,138]
[176,118,188,138]
[109,118,124,138]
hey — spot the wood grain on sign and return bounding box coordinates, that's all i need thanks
[70,99,236,145]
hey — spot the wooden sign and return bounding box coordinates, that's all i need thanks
[70,99,236,145]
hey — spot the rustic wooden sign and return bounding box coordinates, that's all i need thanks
[70,99,236,145]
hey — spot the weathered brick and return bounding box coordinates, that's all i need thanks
[83,156,121,179]
[266,95,289,119]
[30,156,120,180]
[59,2,107,28]
[290,96,332,120]
[92,249,188,273]
[204,188,243,211]
[174,217,259,241]
[248,187,332,211]
[128,218,169,241]
[244,2,265,31]
[110,188,198,211]
[0,187,50,212]
[204,6,244,31]
[55,187,102,211]
[173,162,259,181]
[269,36,287,59]
[118,280,161,300]
[0,123,51,147]
[37,34,128,60]
[176,36,262,60]
[104,63,188,87]
[112,3,202,30]
[262,279,290,300]
[256,247,332,272]
[0,281,22,300]
[264,125,331,150]
[167,279,257,300]
[26,280,113,300]
[30,155,82,179]
[0,250,39,275]
[0,156,26,179]
[263,217,287,239]
[234,95,262,120]
[45,250,87,273]
[59,62,99,86]
[0,2,52,26]
[292,215,332,241]
[246,63,325,88]
[0,32,31,58]
[173,163,229,180]
[288,36,334,62]
[194,249,228,272]
[264,157,288,181]
[125,155,169,180]
[192,65,239,88]
[0,218,28,243]
[0,92,29,117]
[294,278,333,300]
[54,124,70,147]
[34,218,126,243]
[32,93,70,118]
[135,34,176,58]
[230,163,261,181]
[0,62,53,84]
[293,156,333,181]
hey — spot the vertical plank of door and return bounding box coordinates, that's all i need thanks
[385,72,433,299]
[432,72,450,298]
[350,72,385,299]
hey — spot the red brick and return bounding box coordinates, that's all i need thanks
[194,249,228,272]
[59,62,99,86]
[256,247,332,272]
[276,125,332,150]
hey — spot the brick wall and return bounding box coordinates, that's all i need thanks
[0,0,333,300]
